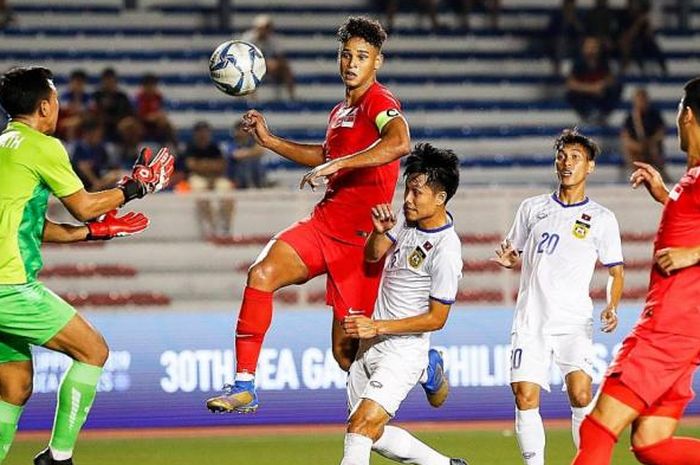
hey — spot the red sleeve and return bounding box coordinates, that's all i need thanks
[363,87,401,122]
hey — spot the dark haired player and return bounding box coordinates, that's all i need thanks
[493,129,624,465]
[0,66,173,465]
[205,16,425,414]
[340,143,466,465]
[572,78,700,465]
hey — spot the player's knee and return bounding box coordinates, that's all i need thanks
[247,262,277,290]
[1,378,33,406]
[513,389,539,410]
[569,389,592,408]
[632,438,673,465]
[347,414,383,441]
[80,335,110,367]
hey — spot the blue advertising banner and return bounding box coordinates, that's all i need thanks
[17,305,700,431]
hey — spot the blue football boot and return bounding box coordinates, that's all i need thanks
[206,380,259,413]
[421,349,449,408]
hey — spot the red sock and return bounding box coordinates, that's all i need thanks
[571,416,618,465]
[234,286,273,374]
[634,437,700,465]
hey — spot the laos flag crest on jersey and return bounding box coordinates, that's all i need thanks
[572,214,591,239]
[408,246,427,269]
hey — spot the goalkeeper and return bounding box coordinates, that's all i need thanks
[0,66,174,465]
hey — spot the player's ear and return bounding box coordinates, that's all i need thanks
[436,191,447,206]
[587,159,596,174]
[374,52,383,71]
[38,98,50,117]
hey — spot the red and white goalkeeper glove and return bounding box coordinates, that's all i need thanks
[86,210,150,240]
[119,147,175,203]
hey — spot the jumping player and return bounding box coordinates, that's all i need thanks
[493,129,624,465]
[206,16,432,414]
[340,144,466,465]
[0,66,174,465]
[572,78,700,465]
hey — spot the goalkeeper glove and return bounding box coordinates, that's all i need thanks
[119,147,175,203]
[86,210,150,240]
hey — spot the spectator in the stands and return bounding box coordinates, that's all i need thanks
[185,121,235,238]
[228,119,267,189]
[620,88,669,181]
[242,15,296,100]
[618,0,667,75]
[370,0,442,33]
[92,67,134,142]
[57,69,91,142]
[446,0,500,32]
[135,73,176,144]
[72,119,124,192]
[0,0,15,29]
[584,0,619,54]
[546,0,585,76]
[565,36,622,124]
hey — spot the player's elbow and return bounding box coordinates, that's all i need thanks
[428,315,447,331]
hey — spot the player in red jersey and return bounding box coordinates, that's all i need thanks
[206,16,414,414]
[572,77,700,465]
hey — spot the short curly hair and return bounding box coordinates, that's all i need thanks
[337,16,387,50]
[553,128,600,160]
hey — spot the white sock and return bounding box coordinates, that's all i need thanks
[515,408,545,465]
[49,446,72,461]
[571,403,593,449]
[373,425,450,465]
[340,433,373,465]
[235,372,255,382]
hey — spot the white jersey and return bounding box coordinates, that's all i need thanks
[373,211,463,344]
[507,193,623,335]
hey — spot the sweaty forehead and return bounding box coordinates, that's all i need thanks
[341,37,377,54]
[557,143,587,158]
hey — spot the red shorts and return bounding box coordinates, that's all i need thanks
[275,216,384,320]
[605,325,700,418]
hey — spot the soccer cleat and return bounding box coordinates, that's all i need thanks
[33,449,73,465]
[450,459,469,465]
[206,381,259,413]
[422,348,449,408]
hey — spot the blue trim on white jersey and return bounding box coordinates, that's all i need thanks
[386,232,396,243]
[550,193,589,208]
[603,261,624,268]
[430,295,456,305]
[417,212,455,233]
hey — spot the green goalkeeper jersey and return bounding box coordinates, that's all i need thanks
[0,121,83,284]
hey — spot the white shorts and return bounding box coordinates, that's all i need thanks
[347,337,427,418]
[509,330,594,392]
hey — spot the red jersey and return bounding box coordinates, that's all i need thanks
[312,82,403,245]
[637,166,700,338]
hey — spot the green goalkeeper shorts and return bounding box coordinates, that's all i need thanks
[0,281,76,363]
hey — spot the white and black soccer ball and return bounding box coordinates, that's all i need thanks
[208,40,266,97]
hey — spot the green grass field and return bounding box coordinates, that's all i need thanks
[7,426,700,465]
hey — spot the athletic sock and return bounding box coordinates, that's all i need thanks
[571,415,617,465]
[49,361,103,458]
[0,400,23,463]
[633,436,700,465]
[515,408,545,465]
[373,425,450,465]
[340,433,373,465]
[235,286,274,374]
[571,403,593,449]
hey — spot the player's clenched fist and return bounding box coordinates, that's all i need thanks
[242,109,273,147]
[86,210,150,240]
[119,147,175,203]
[370,203,397,234]
[342,315,379,339]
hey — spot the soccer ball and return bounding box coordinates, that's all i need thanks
[208,40,266,96]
